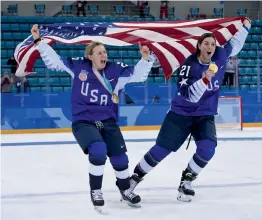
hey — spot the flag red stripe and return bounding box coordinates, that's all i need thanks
[158,42,186,67]
[147,43,173,79]
[178,40,197,53]
[213,30,227,45]
[107,32,151,44]
[226,23,239,36]
[18,43,34,63]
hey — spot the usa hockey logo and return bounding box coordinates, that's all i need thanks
[79,70,88,81]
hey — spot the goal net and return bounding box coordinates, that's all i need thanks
[215,96,243,130]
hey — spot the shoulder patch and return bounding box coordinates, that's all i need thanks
[79,69,88,81]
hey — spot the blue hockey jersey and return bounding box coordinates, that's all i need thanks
[36,41,153,122]
[171,26,249,116]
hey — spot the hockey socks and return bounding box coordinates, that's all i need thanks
[134,145,171,178]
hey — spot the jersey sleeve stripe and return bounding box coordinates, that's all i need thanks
[187,79,208,103]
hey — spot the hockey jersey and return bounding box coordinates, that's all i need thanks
[36,41,153,122]
[171,26,249,116]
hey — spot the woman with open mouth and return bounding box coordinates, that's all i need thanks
[30,23,154,213]
[128,18,251,203]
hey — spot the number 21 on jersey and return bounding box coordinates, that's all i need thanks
[179,65,191,77]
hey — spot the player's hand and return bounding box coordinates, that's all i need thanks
[243,18,251,29]
[31,24,40,40]
[205,69,216,81]
[140,45,150,61]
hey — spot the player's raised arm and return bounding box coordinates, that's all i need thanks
[129,45,154,82]
[224,18,251,58]
[113,45,154,91]
[31,24,76,78]
[177,60,215,103]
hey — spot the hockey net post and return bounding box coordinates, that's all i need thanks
[216,96,243,130]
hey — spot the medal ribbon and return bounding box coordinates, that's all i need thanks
[92,68,114,94]
[102,71,113,94]
[92,68,118,102]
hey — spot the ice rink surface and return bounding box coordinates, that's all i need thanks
[1,128,262,220]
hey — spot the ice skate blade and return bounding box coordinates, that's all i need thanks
[177,192,192,202]
[94,206,108,215]
[120,198,141,208]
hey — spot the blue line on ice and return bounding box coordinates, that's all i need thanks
[2,137,262,147]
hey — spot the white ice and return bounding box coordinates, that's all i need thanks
[1,129,262,220]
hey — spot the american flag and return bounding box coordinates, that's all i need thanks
[15,17,245,79]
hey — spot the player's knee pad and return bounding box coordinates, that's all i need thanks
[109,153,129,170]
[195,140,216,161]
[149,145,171,162]
[88,142,107,165]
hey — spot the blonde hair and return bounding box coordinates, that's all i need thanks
[85,41,104,57]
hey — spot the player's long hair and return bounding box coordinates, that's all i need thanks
[85,42,104,58]
[195,33,216,56]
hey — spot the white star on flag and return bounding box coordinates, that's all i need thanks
[179,78,188,86]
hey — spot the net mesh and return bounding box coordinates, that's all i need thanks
[215,96,242,130]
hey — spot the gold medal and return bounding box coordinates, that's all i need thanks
[112,93,119,103]
[209,63,218,73]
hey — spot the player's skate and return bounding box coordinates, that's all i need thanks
[177,169,197,202]
[90,189,105,213]
[129,174,143,192]
[116,179,142,208]
[119,187,141,208]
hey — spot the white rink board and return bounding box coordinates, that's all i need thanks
[1,129,262,220]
